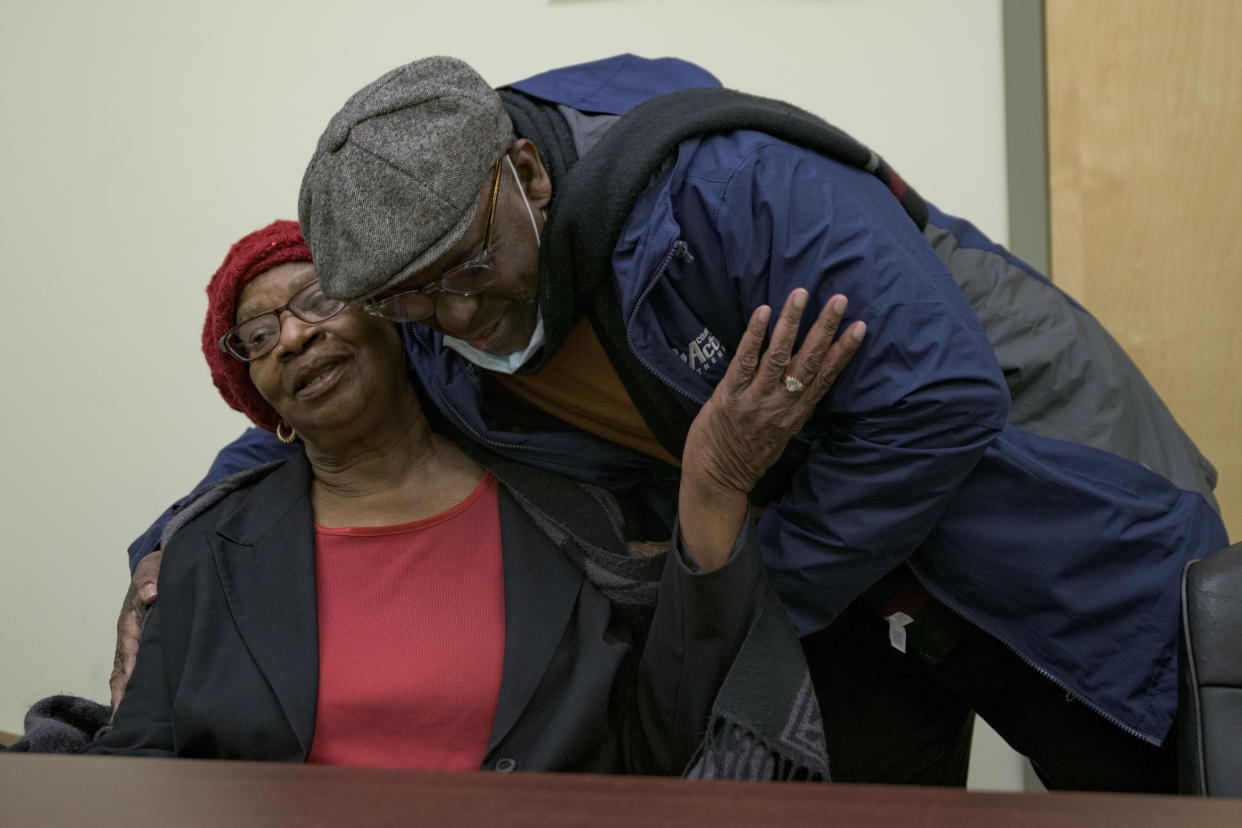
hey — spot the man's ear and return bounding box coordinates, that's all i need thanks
[507,139,552,210]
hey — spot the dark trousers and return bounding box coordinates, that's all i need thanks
[800,593,1180,793]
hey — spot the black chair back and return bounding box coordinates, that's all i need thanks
[1180,541,1242,796]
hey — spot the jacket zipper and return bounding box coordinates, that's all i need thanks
[907,562,1165,746]
[623,240,712,407]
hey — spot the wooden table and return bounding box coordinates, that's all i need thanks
[3,753,1240,827]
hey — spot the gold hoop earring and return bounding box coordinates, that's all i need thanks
[276,422,297,444]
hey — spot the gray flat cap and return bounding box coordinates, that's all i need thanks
[298,56,514,302]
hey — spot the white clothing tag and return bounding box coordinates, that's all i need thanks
[885,611,914,654]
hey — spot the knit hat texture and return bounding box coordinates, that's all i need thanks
[202,220,313,432]
[299,56,514,303]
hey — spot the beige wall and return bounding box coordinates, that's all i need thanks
[0,0,1021,786]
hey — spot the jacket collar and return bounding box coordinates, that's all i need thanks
[485,484,584,754]
[209,453,320,756]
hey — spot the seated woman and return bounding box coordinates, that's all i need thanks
[88,221,862,776]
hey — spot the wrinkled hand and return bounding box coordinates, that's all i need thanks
[678,290,865,569]
[685,289,864,495]
[109,549,161,716]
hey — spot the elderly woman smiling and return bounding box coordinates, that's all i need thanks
[89,220,863,777]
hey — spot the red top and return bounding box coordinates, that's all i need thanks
[306,474,506,770]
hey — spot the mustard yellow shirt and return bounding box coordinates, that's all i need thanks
[493,318,681,468]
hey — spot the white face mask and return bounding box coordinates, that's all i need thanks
[442,155,544,374]
[443,310,545,374]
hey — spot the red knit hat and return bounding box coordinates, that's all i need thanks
[202,220,313,433]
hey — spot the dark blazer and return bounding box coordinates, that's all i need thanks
[89,452,765,774]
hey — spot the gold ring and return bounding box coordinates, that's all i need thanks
[784,375,805,393]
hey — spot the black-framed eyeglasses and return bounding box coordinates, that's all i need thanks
[362,159,504,323]
[219,279,348,362]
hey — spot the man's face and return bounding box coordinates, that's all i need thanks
[385,142,551,356]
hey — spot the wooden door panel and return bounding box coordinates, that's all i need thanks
[1046,0,1241,539]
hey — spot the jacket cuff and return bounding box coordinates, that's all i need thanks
[670,506,759,576]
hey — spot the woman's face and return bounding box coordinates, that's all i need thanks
[239,261,408,440]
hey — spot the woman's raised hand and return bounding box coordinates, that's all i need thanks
[678,290,865,569]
